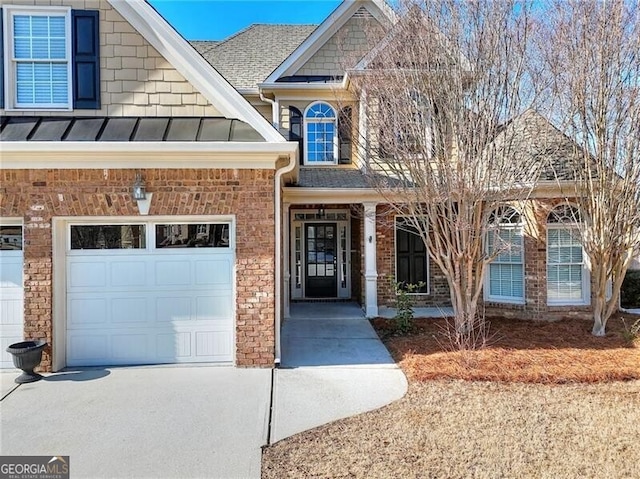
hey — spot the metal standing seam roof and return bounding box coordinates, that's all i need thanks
[191,24,318,90]
[0,116,265,142]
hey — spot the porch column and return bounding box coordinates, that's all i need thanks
[283,202,291,319]
[358,89,368,168]
[363,202,378,317]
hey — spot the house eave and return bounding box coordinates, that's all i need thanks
[1,141,298,169]
[283,187,382,204]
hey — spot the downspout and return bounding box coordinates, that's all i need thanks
[260,92,280,131]
[274,150,297,365]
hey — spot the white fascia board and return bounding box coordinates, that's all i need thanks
[264,0,394,84]
[258,81,345,91]
[107,0,284,143]
[283,187,382,204]
[1,141,297,169]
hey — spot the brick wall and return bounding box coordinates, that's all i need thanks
[0,168,275,370]
[375,206,452,308]
[483,198,596,320]
[374,199,598,319]
[0,0,222,117]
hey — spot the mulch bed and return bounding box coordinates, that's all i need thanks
[373,313,640,383]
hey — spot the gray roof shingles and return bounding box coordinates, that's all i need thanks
[491,109,580,181]
[191,24,317,90]
[296,168,372,188]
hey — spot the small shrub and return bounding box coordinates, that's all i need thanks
[393,280,425,334]
[621,270,640,309]
[621,317,640,344]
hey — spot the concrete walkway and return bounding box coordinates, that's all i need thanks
[1,366,271,479]
[271,302,408,443]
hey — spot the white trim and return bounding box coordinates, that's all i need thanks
[3,5,73,111]
[106,0,284,143]
[289,209,351,301]
[363,202,378,317]
[284,187,381,204]
[303,101,338,165]
[394,215,430,295]
[52,215,237,371]
[0,141,298,169]
[264,0,395,83]
[274,151,298,365]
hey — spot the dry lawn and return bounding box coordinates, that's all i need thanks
[262,380,640,479]
[262,314,640,478]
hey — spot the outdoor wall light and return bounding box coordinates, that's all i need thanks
[132,173,146,200]
[318,207,325,218]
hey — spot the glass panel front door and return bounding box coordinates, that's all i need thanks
[305,223,337,298]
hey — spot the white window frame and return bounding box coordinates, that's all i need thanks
[394,215,430,295]
[484,209,525,304]
[3,5,73,111]
[546,206,590,306]
[303,101,338,165]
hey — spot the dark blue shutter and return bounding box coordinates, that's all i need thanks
[338,106,352,164]
[72,10,100,109]
[289,106,303,164]
[0,8,4,109]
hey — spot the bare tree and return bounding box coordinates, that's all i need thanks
[346,0,541,347]
[539,0,640,336]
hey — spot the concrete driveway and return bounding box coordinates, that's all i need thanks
[0,366,271,479]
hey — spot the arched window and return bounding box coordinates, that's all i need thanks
[304,102,337,165]
[486,206,525,303]
[546,204,589,305]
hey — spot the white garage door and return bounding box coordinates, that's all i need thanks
[66,221,234,367]
[0,224,24,369]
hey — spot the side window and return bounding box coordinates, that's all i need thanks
[486,207,525,302]
[546,205,589,305]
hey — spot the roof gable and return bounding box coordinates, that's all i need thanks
[107,0,285,142]
[192,25,317,91]
[263,0,395,84]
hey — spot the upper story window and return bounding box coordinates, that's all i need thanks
[304,102,338,165]
[4,6,71,109]
[1,6,100,111]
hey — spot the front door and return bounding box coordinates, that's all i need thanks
[305,223,337,298]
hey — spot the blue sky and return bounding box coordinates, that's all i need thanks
[148,0,342,41]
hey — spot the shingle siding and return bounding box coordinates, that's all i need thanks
[0,0,223,117]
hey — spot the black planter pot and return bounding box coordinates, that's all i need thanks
[6,340,47,384]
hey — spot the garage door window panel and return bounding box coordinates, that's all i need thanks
[0,225,23,250]
[155,224,229,249]
[70,225,146,250]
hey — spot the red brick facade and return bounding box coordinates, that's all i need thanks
[374,206,452,308]
[374,201,596,319]
[0,168,276,370]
